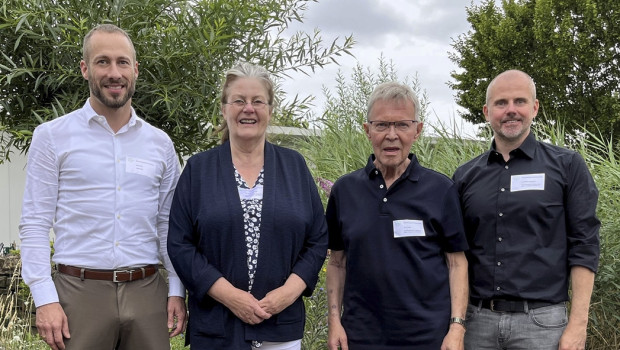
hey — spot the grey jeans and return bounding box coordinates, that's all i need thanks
[464,302,568,350]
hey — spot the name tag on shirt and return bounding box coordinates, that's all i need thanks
[126,157,156,177]
[393,220,426,238]
[238,185,263,200]
[511,173,545,192]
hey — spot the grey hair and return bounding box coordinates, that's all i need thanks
[218,62,275,142]
[485,69,537,104]
[83,24,136,62]
[366,82,421,121]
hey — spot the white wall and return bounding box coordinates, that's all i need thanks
[0,150,27,248]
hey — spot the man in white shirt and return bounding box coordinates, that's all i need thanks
[19,24,186,350]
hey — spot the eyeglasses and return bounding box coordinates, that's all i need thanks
[367,120,418,132]
[226,99,270,109]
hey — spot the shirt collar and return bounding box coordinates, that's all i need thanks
[364,153,421,182]
[488,131,537,164]
[82,98,142,129]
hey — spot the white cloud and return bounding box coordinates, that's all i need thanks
[282,0,485,138]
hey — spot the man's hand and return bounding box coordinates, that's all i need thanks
[36,302,70,350]
[327,321,348,350]
[440,324,466,350]
[167,296,187,337]
[558,322,587,350]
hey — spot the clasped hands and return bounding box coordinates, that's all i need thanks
[228,286,296,325]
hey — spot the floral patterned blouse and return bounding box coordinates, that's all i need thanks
[234,166,265,292]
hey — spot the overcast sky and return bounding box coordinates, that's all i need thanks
[281,0,484,137]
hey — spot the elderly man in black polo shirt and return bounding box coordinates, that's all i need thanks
[453,70,600,350]
[326,81,469,350]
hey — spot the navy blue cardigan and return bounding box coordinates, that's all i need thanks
[167,141,327,349]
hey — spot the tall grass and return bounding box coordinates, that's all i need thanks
[0,259,45,350]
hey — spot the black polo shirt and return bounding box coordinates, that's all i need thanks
[453,132,600,303]
[327,154,468,350]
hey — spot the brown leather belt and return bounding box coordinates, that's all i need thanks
[57,264,158,282]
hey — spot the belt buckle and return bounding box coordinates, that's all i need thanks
[113,270,130,282]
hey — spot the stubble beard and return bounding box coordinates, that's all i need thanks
[89,76,135,109]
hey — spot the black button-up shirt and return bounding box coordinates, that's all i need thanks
[453,132,600,303]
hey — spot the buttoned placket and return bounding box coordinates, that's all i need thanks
[494,159,512,293]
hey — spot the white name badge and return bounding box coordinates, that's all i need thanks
[393,219,426,238]
[511,173,545,192]
[126,157,156,177]
[238,185,264,201]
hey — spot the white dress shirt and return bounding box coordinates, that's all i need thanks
[20,99,184,307]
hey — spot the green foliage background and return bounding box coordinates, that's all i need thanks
[449,0,620,139]
[0,0,353,163]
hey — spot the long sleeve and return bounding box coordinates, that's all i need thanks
[290,163,328,296]
[167,158,224,300]
[157,139,184,297]
[19,124,59,307]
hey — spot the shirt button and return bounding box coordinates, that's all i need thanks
[380,184,384,189]
[117,214,121,219]
[500,188,505,192]
[505,165,509,170]
[497,261,502,266]
[497,286,501,291]
[115,242,120,247]
[498,237,503,242]
[383,198,387,203]
[375,170,379,175]
[498,212,503,217]
[117,186,121,191]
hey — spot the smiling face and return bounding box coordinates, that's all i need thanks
[484,70,539,148]
[80,31,138,113]
[221,77,272,144]
[363,98,423,175]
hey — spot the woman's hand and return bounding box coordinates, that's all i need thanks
[258,274,306,315]
[208,277,271,324]
[227,289,272,324]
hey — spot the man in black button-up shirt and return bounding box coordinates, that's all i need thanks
[453,70,600,350]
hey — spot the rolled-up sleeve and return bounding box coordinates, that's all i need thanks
[565,152,600,272]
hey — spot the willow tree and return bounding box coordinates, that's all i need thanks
[0,0,354,162]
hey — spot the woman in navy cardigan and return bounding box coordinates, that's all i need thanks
[167,62,328,349]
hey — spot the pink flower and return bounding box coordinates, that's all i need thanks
[317,177,334,196]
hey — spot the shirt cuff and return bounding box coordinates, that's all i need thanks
[167,276,186,298]
[30,281,60,308]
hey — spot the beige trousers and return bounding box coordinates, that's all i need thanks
[54,270,170,350]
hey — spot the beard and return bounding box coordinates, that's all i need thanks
[89,75,136,109]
